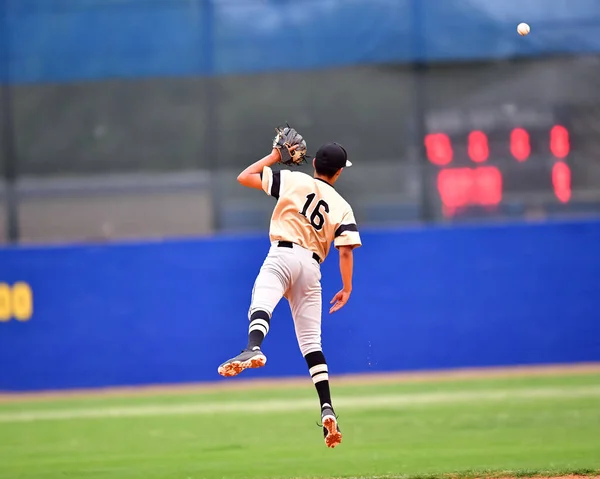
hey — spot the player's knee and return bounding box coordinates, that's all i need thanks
[299,341,322,357]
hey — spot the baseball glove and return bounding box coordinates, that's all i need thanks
[272,123,308,166]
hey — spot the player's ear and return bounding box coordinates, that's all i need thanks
[312,158,316,170]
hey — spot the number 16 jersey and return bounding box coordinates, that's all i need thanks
[261,166,362,262]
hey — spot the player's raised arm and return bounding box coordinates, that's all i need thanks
[237,125,308,191]
[237,149,281,190]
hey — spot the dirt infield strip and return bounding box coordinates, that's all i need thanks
[472,476,600,479]
[1,362,599,404]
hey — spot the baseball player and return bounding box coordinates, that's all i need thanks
[217,126,361,448]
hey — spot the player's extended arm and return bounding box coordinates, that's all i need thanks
[330,245,354,314]
[237,149,281,190]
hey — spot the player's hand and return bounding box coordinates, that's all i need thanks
[329,289,351,314]
[271,145,298,163]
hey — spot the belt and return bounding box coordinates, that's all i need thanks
[277,241,321,264]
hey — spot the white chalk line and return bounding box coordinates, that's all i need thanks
[1,385,599,423]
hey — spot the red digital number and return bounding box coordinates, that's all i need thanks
[468,131,489,163]
[550,125,570,159]
[425,133,453,165]
[437,166,502,215]
[510,128,530,162]
[552,162,571,203]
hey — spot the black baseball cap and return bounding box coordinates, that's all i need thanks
[314,142,352,169]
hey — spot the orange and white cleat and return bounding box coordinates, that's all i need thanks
[217,348,267,377]
[321,404,342,448]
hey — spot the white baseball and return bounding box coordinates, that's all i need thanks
[517,23,530,36]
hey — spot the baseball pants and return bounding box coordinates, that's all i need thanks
[249,241,322,356]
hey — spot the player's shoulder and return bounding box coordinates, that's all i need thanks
[280,168,314,185]
[327,185,353,209]
[337,194,355,216]
[317,181,354,215]
[286,169,312,179]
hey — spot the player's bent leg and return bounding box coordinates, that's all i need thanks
[218,252,289,378]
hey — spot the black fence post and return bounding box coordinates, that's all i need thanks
[409,0,434,223]
[1,0,19,243]
[202,0,221,233]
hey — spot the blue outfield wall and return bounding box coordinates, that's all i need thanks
[1,0,600,83]
[1,219,600,392]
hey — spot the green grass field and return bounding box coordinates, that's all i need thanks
[1,371,600,479]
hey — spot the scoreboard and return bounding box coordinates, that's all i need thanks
[422,104,583,217]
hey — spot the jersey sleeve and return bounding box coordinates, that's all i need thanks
[261,166,290,200]
[334,208,362,249]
